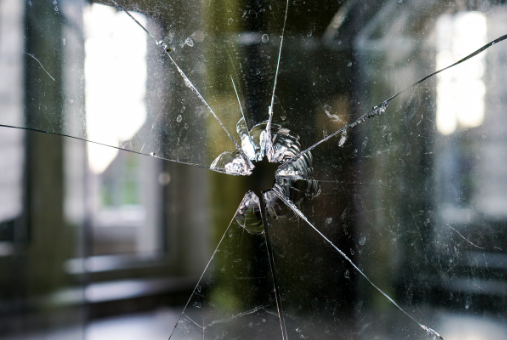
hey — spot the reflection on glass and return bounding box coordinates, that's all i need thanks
[83,4,163,259]
[84,3,148,173]
[0,0,24,228]
[89,151,163,257]
[436,12,487,135]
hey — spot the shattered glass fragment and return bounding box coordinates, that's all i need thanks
[210,150,254,176]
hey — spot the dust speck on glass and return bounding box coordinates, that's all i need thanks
[6,0,507,339]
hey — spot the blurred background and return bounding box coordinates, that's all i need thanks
[0,0,507,339]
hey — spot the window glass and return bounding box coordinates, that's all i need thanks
[2,0,507,339]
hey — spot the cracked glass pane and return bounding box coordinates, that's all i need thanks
[3,0,507,339]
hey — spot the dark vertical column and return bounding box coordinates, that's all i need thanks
[24,0,65,297]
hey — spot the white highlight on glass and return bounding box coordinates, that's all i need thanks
[84,4,147,173]
[436,12,487,135]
